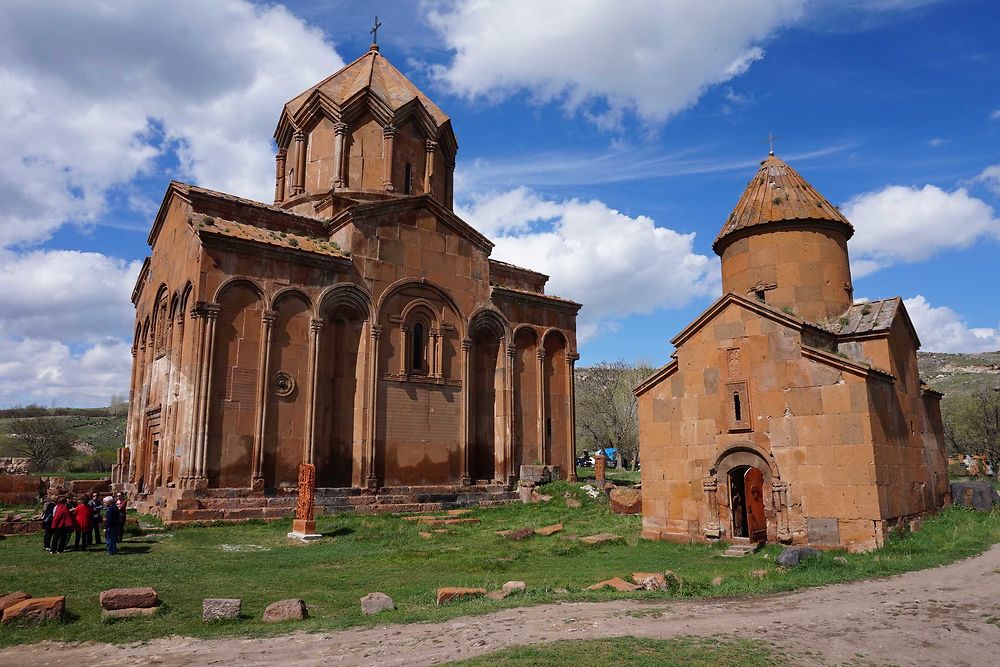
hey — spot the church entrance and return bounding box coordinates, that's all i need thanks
[729,465,767,542]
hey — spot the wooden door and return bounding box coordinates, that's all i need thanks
[744,467,767,543]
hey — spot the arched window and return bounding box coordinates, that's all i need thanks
[733,391,742,422]
[411,321,425,373]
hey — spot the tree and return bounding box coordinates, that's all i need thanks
[942,388,1000,477]
[108,393,129,417]
[574,360,655,469]
[7,417,75,472]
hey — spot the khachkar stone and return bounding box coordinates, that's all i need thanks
[287,463,321,541]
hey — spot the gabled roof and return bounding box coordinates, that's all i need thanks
[191,216,348,260]
[714,154,853,254]
[820,297,922,348]
[276,46,450,143]
[326,194,495,255]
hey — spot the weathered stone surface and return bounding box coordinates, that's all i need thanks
[100,587,158,610]
[518,482,535,504]
[534,523,563,537]
[833,556,848,565]
[360,592,394,615]
[418,531,433,539]
[579,533,621,546]
[711,576,724,586]
[446,509,472,516]
[436,587,486,605]
[102,606,160,619]
[608,486,642,515]
[295,463,316,522]
[950,481,999,511]
[0,592,31,613]
[777,546,821,567]
[565,498,582,508]
[202,598,241,622]
[519,465,553,484]
[501,581,526,595]
[486,590,507,601]
[497,527,534,541]
[263,599,308,622]
[587,577,640,592]
[751,569,768,579]
[529,490,552,503]
[1,596,64,625]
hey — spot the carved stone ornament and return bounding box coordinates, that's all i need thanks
[272,371,296,397]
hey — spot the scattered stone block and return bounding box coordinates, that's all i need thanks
[1,596,65,625]
[436,587,486,605]
[202,598,241,622]
[263,599,308,623]
[751,569,768,579]
[529,490,552,503]
[908,516,922,533]
[360,592,394,615]
[518,481,535,504]
[486,590,507,601]
[554,587,569,594]
[587,577,641,592]
[534,523,563,537]
[777,546,821,567]
[519,464,554,484]
[433,529,448,534]
[100,587,158,611]
[833,556,848,565]
[711,576,724,587]
[579,533,621,546]
[102,606,160,619]
[0,592,31,613]
[418,531,433,539]
[497,527,535,541]
[950,481,999,511]
[501,581,526,595]
[446,509,472,516]
[608,486,642,515]
[566,498,582,508]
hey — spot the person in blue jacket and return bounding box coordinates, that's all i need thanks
[103,495,122,555]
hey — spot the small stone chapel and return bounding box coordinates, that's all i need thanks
[635,153,948,552]
[117,43,580,522]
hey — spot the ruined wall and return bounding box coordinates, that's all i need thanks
[638,301,887,551]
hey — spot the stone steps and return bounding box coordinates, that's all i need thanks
[721,539,760,558]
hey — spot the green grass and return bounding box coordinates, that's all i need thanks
[447,636,785,666]
[0,482,996,648]
[576,466,641,484]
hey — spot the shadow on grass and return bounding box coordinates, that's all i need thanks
[320,527,354,538]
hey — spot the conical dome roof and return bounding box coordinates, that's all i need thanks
[713,154,853,254]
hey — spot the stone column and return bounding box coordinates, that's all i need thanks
[445,158,456,208]
[460,338,472,485]
[292,130,306,195]
[194,303,220,485]
[180,307,203,486]
[251,310,275,491]
[126,341,143,485]
[772,480,791,542]
[504,343,516,485]
[703,476,721,538]
[364,324,382,489]
[333,122,348,189]
[430,329,443,379]
[565,352,579,482]
[398,324,410,376]
[382,126,398,192]
[424,140,437,196]
[536,348,546,464]
[273,149,287,203]
[305,318,324,465]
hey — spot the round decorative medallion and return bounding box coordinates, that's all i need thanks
[272,371,295,397]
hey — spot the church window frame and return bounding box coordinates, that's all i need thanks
[403,162,413,195]
[400,301,439,378]
[726,381,752,433]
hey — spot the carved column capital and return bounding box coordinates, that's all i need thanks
[702,476,718,492]
[382,125,398,138]
[536,349,546,360]
[370,324,383,341]
[203,303,221,321]
[566,351,580,366]
[425,140,437,153]
[334,122,348,136]
[310,318,325,333]
[293,129,306,141]
[506,343,516,358]
[461,338,472,352]
[261,310,276,326]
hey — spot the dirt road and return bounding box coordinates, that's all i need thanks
[5,544,999,666]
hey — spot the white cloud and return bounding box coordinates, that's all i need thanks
[425,0,805,127]
[842,184,1000,276]
[990,109,1000,121]
[458,188,718,341]
[927,137,948,147]
[971,165,1000,197]
[0,0,343,246]
[0,337,133,408]
[905,295,1000,353]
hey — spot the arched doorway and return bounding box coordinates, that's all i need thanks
[729,465,766,542]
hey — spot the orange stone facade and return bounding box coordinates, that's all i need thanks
[636,155,947,552]
[117,46,579,521]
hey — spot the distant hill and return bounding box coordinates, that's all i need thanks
[918,350,1000,399]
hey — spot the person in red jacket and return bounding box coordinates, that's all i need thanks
[73,493,93,550]
[50,496,75,553]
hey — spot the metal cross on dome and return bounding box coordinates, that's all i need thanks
[763,131,783,156]
[371,15,382,45]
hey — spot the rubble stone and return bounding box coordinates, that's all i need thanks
[1,596,65,625]
[202,598,241,622]
[436,587,486,605]
[263,599,308,622]
[100,587,158,611]
[360,592,394,615]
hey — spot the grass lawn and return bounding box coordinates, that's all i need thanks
[576,466,641,485]
[448,636,786,666]
[0,481,996,648]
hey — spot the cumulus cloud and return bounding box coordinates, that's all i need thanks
[458,188,718,340]
[905,295,1000,354]
[425,0,805,127]
[971,165,1000,197]
[842,184,1000,276]
[0,0,342,246]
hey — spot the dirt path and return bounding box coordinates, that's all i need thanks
[5,544,999,666]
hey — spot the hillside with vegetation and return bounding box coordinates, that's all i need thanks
[917,350,1000,397]
[0,406,125,475]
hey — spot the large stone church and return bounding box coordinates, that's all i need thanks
[636,153,948,552]
[118,44,580,522]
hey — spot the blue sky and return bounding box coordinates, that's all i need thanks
[1,0,998,406]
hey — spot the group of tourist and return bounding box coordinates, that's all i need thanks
[41,492,128,555]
